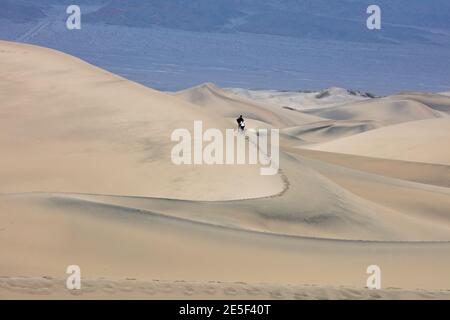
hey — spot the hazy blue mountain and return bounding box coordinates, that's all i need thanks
[84,1,244,32]
[3,0,450,43]
[0,0,46,22]
[80,0,450,44]
[0,1,449,94]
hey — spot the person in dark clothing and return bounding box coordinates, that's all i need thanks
[236,115,245,132]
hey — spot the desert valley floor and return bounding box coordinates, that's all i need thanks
[0,40,450,299]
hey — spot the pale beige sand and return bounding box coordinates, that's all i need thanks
[281,120,381,144]
[303,96,447,126]
[2,277,449,300]
[272,93,450,145]
[227,87,371,111]
[287,148,450,188]
[393,92,450,114]
[286,151,450,231]
[1,193,450,297]
[1,41,450,300]
[0,41,284,201]
[175,83,326,127]
[308,118,450,165]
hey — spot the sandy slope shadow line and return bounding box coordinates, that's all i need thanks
[5,191,450,245]
[286,147,450,188]
[0,164,291,203]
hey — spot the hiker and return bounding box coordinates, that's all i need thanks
[236,115,245,133]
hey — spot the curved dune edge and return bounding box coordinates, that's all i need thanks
[288,148,450,188]
[307,118,450,166]
[1,196,450,291]
[2,191,450,244]
[2,277,449,300]
[302,96,447,126]
[2,40,450,295]
[1,184,450,244]
[1,40,449,241]
[175,82,327,127]
[0,40,285,201]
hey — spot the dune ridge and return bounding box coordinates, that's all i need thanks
[302,97,447,126]
[1,40,450,299]
[175,82,326,127]
[308,118,450,165]
[0,40,284,201]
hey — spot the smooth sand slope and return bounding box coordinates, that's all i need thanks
[236,91,450,145]
[298,92,450,160]
[1,41,450,299]
[289,148,450,188]
[302,96,447,126]
[308,118,450,165]
[281,120,381,144]
[0,41,284,201]
[393,92,450,113]
[228,87,373,110]
[176,83,326,127]
[2,192,450,299]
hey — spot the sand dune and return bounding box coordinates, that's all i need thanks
[1,192,450,295]
[303,96,447,126]
[287,150,450,230]
[281,92,450,145]
[393,92,450,113]
[31,156,448,242]
[176,83,326,127]
[289,148,450,188]
[228,87,373,111]
[1,40,450,299]
[0,41,284,201]
[282,120,381,144]
[309,118,450,165]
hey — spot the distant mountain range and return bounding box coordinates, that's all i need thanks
[1,1,450,94]
[3,0,450,44]
[0,0,46,22]
[86,0,450,40]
